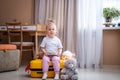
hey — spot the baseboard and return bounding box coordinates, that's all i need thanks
[103,65,120,68]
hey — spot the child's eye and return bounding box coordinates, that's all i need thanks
[49,29,51,31]
[48,29,54,31]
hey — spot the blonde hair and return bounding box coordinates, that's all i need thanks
[46,18,56,29]
[48,18,55,23]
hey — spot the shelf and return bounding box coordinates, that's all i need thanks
[0,25,36,31]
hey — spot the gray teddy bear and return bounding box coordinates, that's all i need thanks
[60,59,78,80]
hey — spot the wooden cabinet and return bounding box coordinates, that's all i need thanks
[103,27,120,65]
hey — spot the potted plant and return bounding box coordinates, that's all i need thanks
[103,7,120,27]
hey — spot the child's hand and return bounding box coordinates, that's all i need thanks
[57,53,61,57]
[44,52,48,56]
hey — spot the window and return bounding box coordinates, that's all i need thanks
[103,0,120,8]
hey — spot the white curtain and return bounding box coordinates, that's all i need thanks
[76,0,103,68]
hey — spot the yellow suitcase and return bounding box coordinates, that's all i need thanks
[30,59,65,78]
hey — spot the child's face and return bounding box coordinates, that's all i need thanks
[46,24,56,38]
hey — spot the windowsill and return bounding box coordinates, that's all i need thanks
[103,26,120,30]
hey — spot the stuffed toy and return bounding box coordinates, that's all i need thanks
[61,50,75,60]
[60,58,78,80]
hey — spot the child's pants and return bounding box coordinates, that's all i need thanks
[42,55,60,74]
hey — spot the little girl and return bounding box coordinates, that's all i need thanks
[40,19,63,79]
